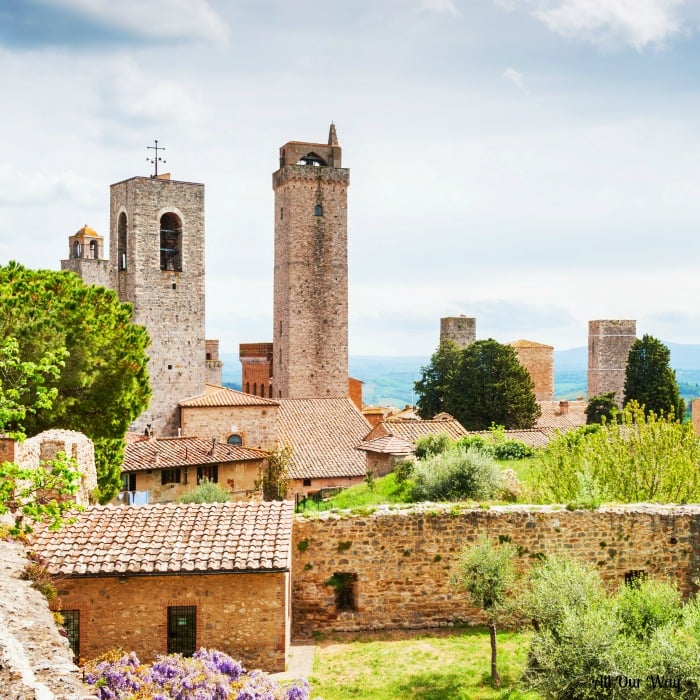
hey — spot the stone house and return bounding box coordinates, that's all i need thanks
[32,500,294,671]
[355,435,414,477]
[179,386,371,498]
[119,435,268,504]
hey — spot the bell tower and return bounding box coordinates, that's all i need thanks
[110,173,206,435]
[272,124,349,399]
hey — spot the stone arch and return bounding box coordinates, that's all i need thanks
[159,211,182,271]
[117,211,127,270]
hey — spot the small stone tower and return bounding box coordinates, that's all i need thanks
[509,339,554,402]
[272,124,349,399]
[110,174,206,435]
[60,224,110,287]
[587,320,637,406]
[440,316,476,349]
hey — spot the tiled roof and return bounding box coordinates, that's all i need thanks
[31,501,294,577]
[356,435,415,455]
[536,400,587,430]
[122,437,267,472]
[179,386,278,408]
[278,398,370,479]
[370,419,468,443]
[508,339,554,349]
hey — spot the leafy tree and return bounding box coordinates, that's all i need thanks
[178,477,229,503]
[414,432,454,459]
[624,334,684,418]
[0,337,82,535]
[446,339,541,430]
[450,533,520,687]
[0,262,151,501]
[258,445,292,501]
[414,339,462,419]
[532,402,700,505]
[585,391,617,425]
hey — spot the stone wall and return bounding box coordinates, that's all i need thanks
[55,571,290,671]
[273,159,349,400]
[180,404,279,451]
[60,258,110,288]
[109,176,206,437]
[291,504,700,637]
[510,341,554,402]
[588,320,636,406]
[440,316,476,350]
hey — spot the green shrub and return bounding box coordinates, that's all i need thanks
[414,433,454,459]
[616,577,681,641]
[491,440,535,460]
[410,447,499,501]
[178,478,229,504]
[393,459,415,484]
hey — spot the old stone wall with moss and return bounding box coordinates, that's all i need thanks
[292,504,700,637]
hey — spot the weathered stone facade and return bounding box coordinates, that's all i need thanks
[440,316,476,349]
[292,505,700,636]
[272,127,349,399]
[54,571,289,671]
[60,225,110,288]
[205,340,223,386]
[110,175,206,436]
[510,339,554,402]
[588,320,636,406]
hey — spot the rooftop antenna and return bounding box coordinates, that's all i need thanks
[147,139,166,177]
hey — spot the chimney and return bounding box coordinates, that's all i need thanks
[559,400,569,416]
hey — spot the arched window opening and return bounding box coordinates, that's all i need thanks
[118,212,128,271]
[253,383,257,396]
[314,204,323,217]
[260,384,266,398]
[298,151,327,167]
[89,240,98,259]
[245,382,250,393]
[227,434,243,446]
[73,240,82,258]
[160,212,182,271]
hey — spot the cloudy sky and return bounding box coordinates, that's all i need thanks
[2,0,700,358]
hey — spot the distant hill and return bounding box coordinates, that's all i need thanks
[221,342,700,408]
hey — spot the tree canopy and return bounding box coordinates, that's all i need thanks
[585,391,617,425]
[0,262,151,500]
[414,339,462,420]
[623,334,684,418]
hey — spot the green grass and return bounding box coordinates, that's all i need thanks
[308,626,541,699]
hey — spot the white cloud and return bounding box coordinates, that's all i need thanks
[37,0,229,45]
[529,0,686,50]
[502,66,528,93]
[420,0,460,16]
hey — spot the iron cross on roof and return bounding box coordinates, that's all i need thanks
[146,139,166,177]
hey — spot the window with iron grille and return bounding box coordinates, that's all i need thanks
[197,465,218,484]
[62,610,80,658]
[167,606,196,656]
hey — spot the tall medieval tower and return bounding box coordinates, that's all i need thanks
[272,125,349,399]
[587,320,636,407]
[110,174,206,435]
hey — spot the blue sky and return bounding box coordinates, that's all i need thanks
[2,0,700,357]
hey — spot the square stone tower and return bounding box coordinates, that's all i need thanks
[272,124,349,399]
[110,174,206,435]
[587,320,636,406]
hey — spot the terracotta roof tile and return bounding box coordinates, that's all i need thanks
[356,435,415,455]
[179,386,278,408]
[536,400,587,430]
[278,398,370,479]
[370,419,468,443]
[32,501,293,577]
[122,437,267,472]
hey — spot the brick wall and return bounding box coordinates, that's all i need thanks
[180,405,279,451]
[55,571,289,671]
[291,505,700,637]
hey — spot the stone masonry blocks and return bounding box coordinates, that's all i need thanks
[588,320,637,406]
[440,316,476,349]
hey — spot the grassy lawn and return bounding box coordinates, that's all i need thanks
[308,627,541,699]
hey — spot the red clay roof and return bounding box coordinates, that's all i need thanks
[32,501,293,577]
[122,437,267,472]
[179,386,278,408]
[366,419,468,443]
[536,400,587,430]
[278,398,370,479]
[355,435,415,455]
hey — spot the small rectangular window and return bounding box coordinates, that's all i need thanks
[197,465,218,484]
[62,610,80,658]
[161,469,181,485]
[167,606,196,656]
[303,478,312,487]
[121,473,136,491]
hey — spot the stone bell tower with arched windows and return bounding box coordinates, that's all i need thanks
[272,124,349,399]
[109,173,206,436]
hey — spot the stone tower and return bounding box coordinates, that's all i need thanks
[440,316,476,349]
[509,339,554,402]
[587,320,636,406]
[60,225,110,287]
[110,174,206,436]
[272,124,349,399]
